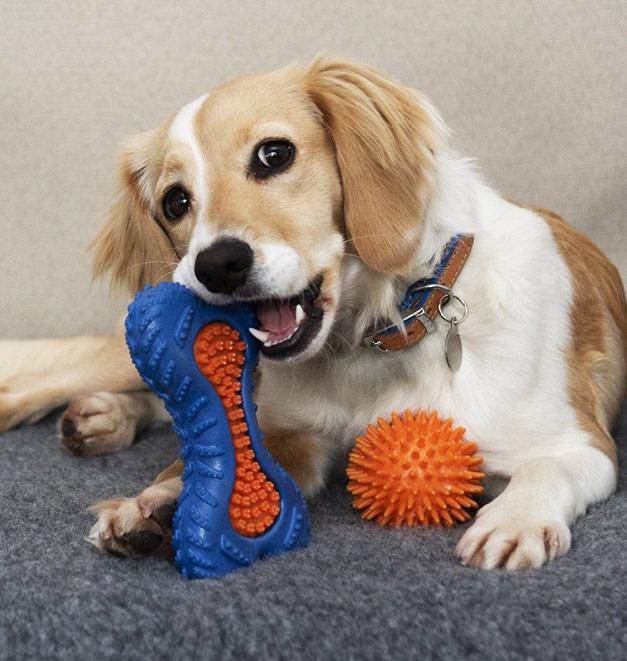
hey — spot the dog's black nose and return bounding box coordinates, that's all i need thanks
[194,238,254,295]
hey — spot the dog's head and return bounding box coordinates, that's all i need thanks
[94,57,444,361]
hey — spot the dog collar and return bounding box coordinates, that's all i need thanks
[364,234,474,352]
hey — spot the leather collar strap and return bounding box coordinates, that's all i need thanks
[365,234,474,352]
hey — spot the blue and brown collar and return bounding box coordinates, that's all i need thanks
[364,234,474,352]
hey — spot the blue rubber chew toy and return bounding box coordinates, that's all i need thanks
[125,282,310,579]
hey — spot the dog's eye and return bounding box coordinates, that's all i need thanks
[252,140,295,179]
[162,186,191,221]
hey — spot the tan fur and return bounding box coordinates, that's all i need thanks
[191,67,344,295]
[263,430,329,497]
[92,128,181,292]
[306,57,443,274]
[0,335,142,431]
[153,459,183,484]
[538,207,627,464]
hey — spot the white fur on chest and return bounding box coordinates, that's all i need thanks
[259,158,583,478]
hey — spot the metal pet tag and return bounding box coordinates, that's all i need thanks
[445,318,462,372]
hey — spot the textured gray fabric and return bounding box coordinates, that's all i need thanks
[1,409,626,661]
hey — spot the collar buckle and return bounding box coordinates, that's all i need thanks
[365,337,388,352]
[364,307,437,351]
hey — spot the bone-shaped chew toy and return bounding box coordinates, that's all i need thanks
[125,282,310,579]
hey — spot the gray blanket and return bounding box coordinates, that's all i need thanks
[1,409,625,660]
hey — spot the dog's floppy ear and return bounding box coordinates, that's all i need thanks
[92,129,177,293]
[306,57,445,274]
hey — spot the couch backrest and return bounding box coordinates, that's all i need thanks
[1,0,624,336]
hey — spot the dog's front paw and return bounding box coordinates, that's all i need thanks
[87,486,177,558]
[455,501,571,570]
[59,393,138,456]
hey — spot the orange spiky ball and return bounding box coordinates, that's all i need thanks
[347,409,485,527]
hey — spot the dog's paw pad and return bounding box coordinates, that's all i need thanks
[120,529,165,555]
[60,417,86,454]
[151,502,176,531]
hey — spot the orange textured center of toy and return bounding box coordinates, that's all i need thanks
[193,323,280,537]
[347,409,484,527]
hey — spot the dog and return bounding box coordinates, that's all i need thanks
[1,57,625,569]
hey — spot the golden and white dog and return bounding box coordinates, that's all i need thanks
[1,58,625,569]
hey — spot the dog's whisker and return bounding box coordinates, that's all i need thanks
[342,233,390,247]
[154,269,178,285]
[326,329,357,356]
[120,260,180,276]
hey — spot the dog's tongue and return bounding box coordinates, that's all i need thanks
[257,300,297,339]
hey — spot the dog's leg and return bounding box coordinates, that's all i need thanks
[88,430,331,556]
[0,336,143,432]
[59,391,169,456]
[455,441,616,570]
[263,430,333,498]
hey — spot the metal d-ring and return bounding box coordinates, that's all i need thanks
[438,293,468,324]
[409,283,452,296]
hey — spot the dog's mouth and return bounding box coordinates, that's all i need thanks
[251,275,324,359]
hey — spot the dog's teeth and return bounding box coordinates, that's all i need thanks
[263,326,299,348]
[249,327,270,343]
[295,304,306,325]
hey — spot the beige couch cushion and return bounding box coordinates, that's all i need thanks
[1,0,624,336]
